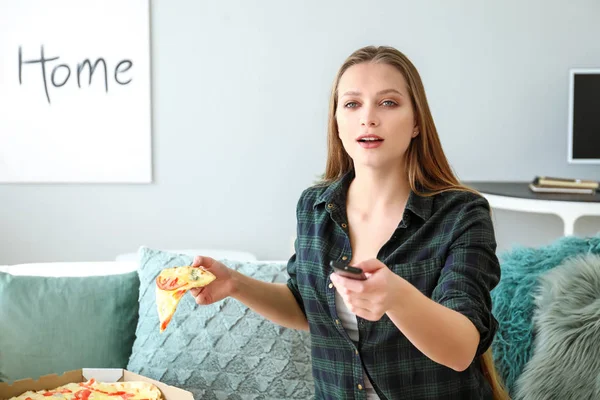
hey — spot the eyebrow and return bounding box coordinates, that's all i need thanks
[340,88,404,98]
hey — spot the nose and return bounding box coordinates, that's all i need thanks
[360,107,379,127]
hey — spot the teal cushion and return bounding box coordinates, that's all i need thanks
[0,271,140,383]
[127,247,314,399]
[491,234,600,395]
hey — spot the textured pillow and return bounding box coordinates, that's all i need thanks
[0,271,139,383]
[491,234,600,394]
[127,247,314,399]
[513,253,600,399]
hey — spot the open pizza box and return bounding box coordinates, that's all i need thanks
[0,369,194,400]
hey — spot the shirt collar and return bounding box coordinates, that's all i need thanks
[313,169,433,222]
[314,170,354,209]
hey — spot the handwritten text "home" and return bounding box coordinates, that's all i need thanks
[19,45,134,105]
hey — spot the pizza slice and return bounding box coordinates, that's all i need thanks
[155,265,216,332]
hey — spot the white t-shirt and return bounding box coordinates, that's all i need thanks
[335,291,381,399]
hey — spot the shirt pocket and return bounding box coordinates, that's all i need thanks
[376,257,443,327]
[388,256,444,297]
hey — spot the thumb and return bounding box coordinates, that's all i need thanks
[190,255,217,269]
[355,258,385,274]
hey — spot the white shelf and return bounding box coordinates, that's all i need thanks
[480,192,600,236]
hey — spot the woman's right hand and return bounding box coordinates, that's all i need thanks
[189,256,237,305]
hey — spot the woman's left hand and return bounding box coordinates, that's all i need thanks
[330,258,405,321]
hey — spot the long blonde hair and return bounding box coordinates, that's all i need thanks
[323,45,510,400]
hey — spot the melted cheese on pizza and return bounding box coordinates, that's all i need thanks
[9,379,163,400]
[155,265,216,332]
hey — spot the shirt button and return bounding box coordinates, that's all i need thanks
[341,223,347,228]
[328,283,334,289]
[355,349,359,355]
[335,319,340,324]
[327,203,334,209]
[341,255,348,261]
[357,384,363,390]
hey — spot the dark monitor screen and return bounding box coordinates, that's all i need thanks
[569,70,600,163]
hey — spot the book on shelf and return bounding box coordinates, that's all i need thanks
[529,183,595,194]
[533,176,599,190]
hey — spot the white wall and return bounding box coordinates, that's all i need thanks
[1,0,599,264]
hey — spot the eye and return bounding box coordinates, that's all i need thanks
[381,100,398,107]
[344,101,359,109]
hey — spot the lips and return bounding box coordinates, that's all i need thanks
[356,134,384,149]
[356,134,384,143]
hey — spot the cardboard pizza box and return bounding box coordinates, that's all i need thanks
[0,368,194,400]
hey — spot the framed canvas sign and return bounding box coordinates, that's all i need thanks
[0,0,152,183]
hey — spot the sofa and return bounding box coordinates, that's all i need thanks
[0,247,314,399]
[2,236,600,400]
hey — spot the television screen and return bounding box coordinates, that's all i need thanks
[568,69,600,164]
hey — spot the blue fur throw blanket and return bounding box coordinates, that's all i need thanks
[513,253,600,399]
[490,235,600,394]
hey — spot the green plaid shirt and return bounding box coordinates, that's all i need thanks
[287,171,500,399]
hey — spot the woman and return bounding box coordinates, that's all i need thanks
[190,45,509,400]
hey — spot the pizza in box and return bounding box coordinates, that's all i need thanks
[8,378,162,400]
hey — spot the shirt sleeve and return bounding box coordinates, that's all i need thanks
[286,238,306,316]
[431,193,501,357]
[286,191,308,317]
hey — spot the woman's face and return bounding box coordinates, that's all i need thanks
[336,62,418,171]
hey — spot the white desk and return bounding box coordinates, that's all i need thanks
[466,182,600,236]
